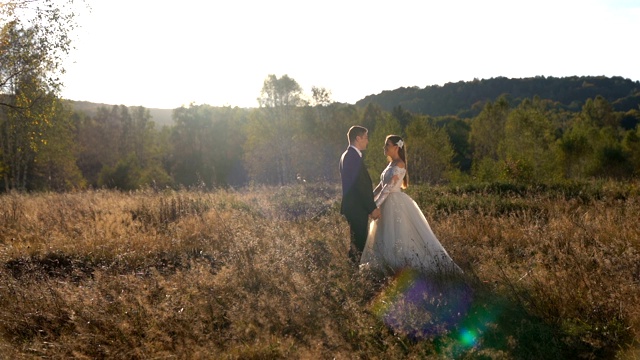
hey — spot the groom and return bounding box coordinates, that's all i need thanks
[339,125,380,263]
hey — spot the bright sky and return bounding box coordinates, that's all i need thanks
[59,0,640,109]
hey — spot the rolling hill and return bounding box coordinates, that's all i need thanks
[356,75,640,118]
[67,100,174,127]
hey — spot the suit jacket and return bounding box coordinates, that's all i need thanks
[339,146,377,220]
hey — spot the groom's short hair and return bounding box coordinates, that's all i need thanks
[347,125,367,144]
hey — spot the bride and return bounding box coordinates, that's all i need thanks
[360,135,462,276]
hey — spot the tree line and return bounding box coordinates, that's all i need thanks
[2,73,640,192]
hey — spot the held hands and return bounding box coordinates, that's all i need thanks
[369,208,381,221]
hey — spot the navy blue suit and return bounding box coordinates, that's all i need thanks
[340,146,377,262]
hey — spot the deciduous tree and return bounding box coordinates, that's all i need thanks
[366,114,401,181]
[1,0,83,105]
[0,1,85,191]
[500,97,562,183]
[0,22,59,190]
[246,74,306,185]
[406,116,456,184]
[169,104,246,188]
[469,95,510,179]
[32,98,85,190]
[559,97,632,179]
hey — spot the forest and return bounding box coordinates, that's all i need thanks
[1,71,640,192]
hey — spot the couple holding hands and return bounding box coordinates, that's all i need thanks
[339,125,462,276]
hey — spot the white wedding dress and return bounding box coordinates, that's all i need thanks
[361,163,463,276]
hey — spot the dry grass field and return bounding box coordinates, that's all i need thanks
[0,181,639,359]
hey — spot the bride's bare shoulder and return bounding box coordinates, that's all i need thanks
[396,161,406,169]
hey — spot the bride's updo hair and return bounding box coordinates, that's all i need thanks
[386,134,409,189]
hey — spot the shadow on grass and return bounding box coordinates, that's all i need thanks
[4,249,218,282]
[366,270,573,359]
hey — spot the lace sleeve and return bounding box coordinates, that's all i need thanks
[374,167,405,207]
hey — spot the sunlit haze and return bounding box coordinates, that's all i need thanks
[60,0,640,109]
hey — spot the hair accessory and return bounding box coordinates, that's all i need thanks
[397,139,404,148]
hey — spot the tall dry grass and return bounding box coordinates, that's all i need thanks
[0,181,638,359]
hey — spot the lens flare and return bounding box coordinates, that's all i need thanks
[459,328,477,347]
[370,269,473,339]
